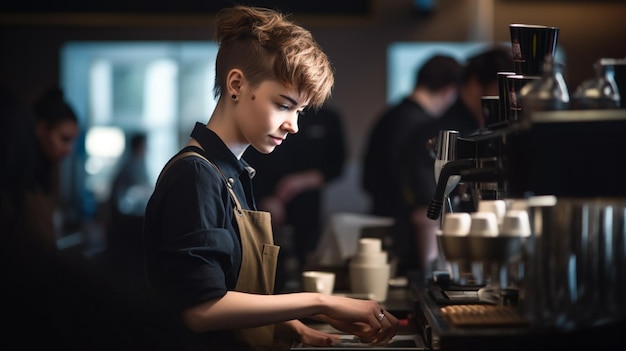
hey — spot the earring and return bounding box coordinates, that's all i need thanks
[231,94,237,100]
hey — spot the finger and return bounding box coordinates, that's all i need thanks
[300,331,341,347]
[371,310,398,345]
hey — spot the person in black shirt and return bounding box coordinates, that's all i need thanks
[142,6,398,350]
[438,46,514,136]
[362,54,462,219]
[25,86,80,252]
[361,55,462,276]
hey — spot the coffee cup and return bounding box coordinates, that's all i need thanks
[500,210,531,237]
[442,212,471,236]
[469,212,499,237]
[302,271,335,295]
[478,200,507,228]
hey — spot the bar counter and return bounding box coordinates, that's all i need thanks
[291,275,626,350]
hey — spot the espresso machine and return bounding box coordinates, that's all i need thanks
[418,23,626,347]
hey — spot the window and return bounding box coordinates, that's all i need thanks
[61,41,218,217]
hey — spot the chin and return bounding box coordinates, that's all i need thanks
[253,144,275,154]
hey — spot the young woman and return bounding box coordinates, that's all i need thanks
[24,86,80,252]
[142,5,398,350]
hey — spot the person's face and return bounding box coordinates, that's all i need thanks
[37,119,79,163]
[237,80,307,154]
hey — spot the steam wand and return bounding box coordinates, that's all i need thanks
[427,159,475,220]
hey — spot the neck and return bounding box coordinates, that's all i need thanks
[202,101,250,159]
[411,88,452,117]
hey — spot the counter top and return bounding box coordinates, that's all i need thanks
[412,279,626,350]
[289,279,626,350]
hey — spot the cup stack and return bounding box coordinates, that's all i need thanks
[349,238,391,302]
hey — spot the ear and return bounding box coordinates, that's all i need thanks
[226,68,245,97]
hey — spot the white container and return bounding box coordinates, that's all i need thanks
[302,271,335,295]
[349,263,391,302]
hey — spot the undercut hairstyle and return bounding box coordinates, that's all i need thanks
[213,5,334,109]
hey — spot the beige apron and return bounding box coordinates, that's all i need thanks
[160,152,280,350]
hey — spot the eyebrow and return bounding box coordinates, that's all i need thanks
[279,94,298,106]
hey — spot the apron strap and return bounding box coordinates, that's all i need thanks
[156,151,244,215]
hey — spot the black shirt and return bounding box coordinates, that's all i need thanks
[143,122,257,349]
[362,97,437,217]
[438,96,481,137]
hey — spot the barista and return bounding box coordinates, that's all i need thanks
[142,6,398,350]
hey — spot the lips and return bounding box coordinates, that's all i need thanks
[270,135,284,146]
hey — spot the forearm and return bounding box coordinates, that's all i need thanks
[182,291,329,332]
[182,290,398,346]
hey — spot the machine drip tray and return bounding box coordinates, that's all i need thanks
[428,285,484,305]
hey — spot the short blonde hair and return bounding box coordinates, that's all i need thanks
[214,5,334,108]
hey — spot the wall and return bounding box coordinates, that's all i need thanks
[1,0,625,219]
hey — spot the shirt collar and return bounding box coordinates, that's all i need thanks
[189,122,254,180]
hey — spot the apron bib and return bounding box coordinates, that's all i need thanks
[231,196,279,350]
[162,152,280,350]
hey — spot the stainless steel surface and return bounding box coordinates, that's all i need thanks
[523,197,626,331]
[434,130,458,164]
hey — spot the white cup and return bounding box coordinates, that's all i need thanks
[352,237,388,265]
[478,200,507,227]
[349,263,391,302]
[501,210,531,237]
[357,238,382,253]
[302,271,335,295]
[442,212,472,236]
[469,212,499,237]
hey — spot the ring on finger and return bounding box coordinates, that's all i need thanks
[377,311,385,322]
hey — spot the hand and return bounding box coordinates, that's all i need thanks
[275,320,341,347]
[314,296,399,346]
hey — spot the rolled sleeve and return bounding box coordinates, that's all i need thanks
[144,154,241,310]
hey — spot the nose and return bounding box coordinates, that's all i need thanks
[283,113,299,134]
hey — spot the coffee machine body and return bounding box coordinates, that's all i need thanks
[433,109,626,331]
[506,109,626,199]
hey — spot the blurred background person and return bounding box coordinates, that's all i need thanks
[362,55,462,220]
[104,131,153,290]
[361,55,462,275]
[243,104,347,292]
[1,83,181,351]
[392,46,515,280]
[22,86,80,252]
[438,45,514,136]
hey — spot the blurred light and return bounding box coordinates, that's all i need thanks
[85,126,125,158]
[144,59,178,126]
[90,59,112,124]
